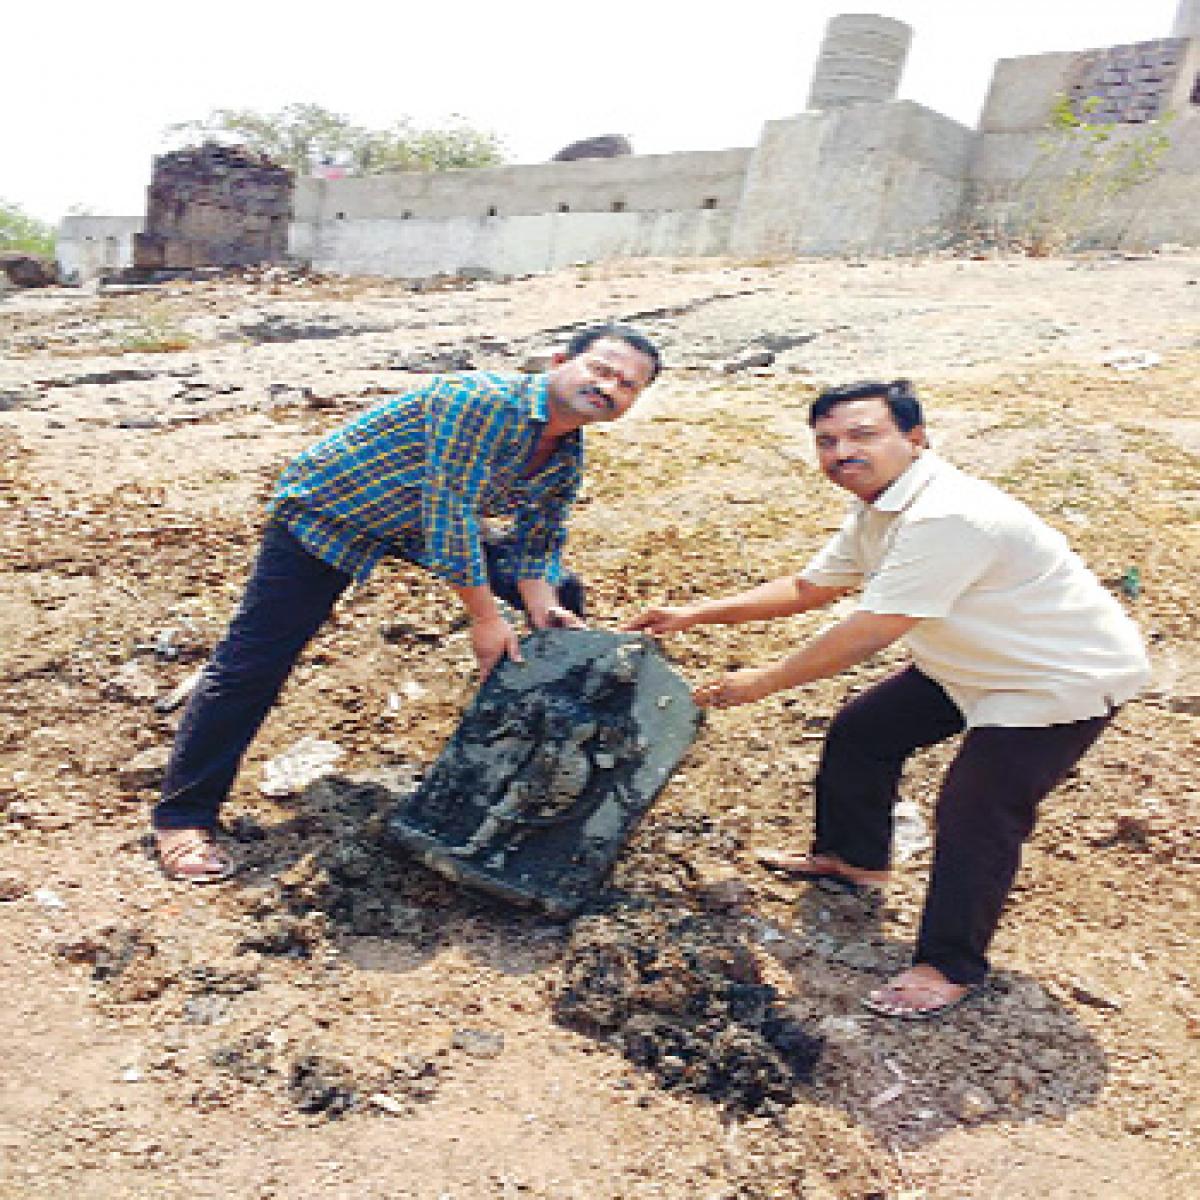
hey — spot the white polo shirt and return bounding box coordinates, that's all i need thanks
[801,451,1151,727]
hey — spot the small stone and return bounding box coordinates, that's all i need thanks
[816,1015,867,1043]
[104,662,159,703]
[32,887,67,910]
[0,874,29,901]
[1033,1046,1066,1072]
[868,1081,906,1108]
[831,941,882,972]
[722,349,775,373]
[380,620,442,645]
[182,995,230,1026]
[1067,977,1124,1011]
[118,745,171,791]
[692,871,753,911]
[948,1082,997,1122]
[451,1028,505,1059]
[1108,812,1154,847]
[519,349,556,373]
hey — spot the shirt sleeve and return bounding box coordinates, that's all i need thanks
[421,381,518,587]
[859,514,997,617]
[800,517,864,588]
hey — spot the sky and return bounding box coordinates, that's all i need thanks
[1,0,1186,225]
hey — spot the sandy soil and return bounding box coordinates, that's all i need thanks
[1,251,1198,1199]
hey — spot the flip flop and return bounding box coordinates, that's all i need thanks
[861,978,981,1021]
[755,849,885,895]
[156,830,235,884]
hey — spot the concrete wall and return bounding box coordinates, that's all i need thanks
[731,102,974,256]
[806,13,913,110]
[292,208,734,278]
[293,148,752,223]
[290,147,749,278]
[1173,0,1200,38]
[56,216,143,282]
[294,102,975,276]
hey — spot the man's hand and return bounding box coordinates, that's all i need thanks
[622,605,698,636]
[541,604,587,630]
[518,580,587,632]
[693,667,779,709]
[470,615,523,680]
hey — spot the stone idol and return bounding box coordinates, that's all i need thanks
[387,630,702,917]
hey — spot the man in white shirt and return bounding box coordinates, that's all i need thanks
[626,380,1150,1019]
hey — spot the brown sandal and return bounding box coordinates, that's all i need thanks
[861,969,981,1020]
[156,830,235,884]
[755,849,889,893]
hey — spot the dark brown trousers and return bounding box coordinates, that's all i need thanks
[812,666,1112,985]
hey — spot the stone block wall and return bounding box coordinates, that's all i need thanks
[1060,39,1193,125]
[133,143,293,271]
[969,36,1200,248]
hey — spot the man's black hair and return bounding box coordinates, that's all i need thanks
[565,324,663,383]
[808,379,923,432]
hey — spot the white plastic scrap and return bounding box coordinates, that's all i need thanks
[260,737,346,797]
[1102,350,1162,372]
[892,799,931,862]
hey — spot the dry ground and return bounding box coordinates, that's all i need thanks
[1,252,1198,1199]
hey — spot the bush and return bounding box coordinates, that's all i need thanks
[0,200,55,258]
[165,104,504,176]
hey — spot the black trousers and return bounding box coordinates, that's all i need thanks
[154,522,584,831]
[812,666,1112,985]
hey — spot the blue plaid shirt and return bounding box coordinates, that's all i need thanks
[268,372,582,587]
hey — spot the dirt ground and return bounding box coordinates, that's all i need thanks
[1,251,1198,1199]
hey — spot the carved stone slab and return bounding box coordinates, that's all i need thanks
[386,629,703,917]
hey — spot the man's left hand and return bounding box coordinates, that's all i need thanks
[541,604,587,630]
[518,579,587,632]
[693,667,778,709]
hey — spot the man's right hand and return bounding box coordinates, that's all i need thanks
[471,614,523,679]
[621,605,698,636]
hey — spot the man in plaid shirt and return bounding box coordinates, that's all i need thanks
[153,324,661,882]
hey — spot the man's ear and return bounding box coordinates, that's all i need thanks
[910,425,928,450]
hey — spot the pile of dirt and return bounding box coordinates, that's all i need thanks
[555,904,822,1114]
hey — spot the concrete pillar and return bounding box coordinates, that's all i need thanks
[806,13,913,111]
[1171,0,1200,38]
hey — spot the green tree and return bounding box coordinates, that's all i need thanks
[165,103,504,175]
[0,200,55,258]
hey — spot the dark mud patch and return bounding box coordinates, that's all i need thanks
[554,904,822,1115]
